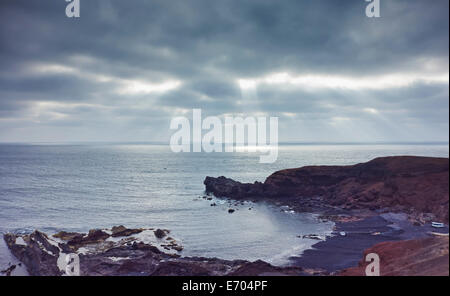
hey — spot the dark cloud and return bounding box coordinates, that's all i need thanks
[0,0,448,142]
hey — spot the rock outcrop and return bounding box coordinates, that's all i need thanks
[339,236,449,276]
[3,227,304,276]
[205,156,449,221]
[4,231,62,276]
[111,225,144,237]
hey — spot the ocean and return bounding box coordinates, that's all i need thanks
[0,143,448,271]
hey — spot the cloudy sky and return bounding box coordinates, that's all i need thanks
[0,0,448,143]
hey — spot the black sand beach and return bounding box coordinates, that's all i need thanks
[291,213,449,273]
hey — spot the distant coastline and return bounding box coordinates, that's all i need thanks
[0,141,448,146]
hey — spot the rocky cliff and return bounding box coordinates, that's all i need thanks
[205,156,449,221]
[339,236,449,276]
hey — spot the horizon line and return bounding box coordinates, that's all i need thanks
[0,141,448,146]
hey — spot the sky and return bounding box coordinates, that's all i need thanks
[0,0,448,143]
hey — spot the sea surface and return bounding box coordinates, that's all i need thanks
[0,143,448,272]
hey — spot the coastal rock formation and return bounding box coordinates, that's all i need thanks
[154,229,168,239]
[4,231,61,276]
[339,236,449,276]
[111,225,144,237]
[204,176,265,198]
[205,156,449,221]
[3,227,304,276]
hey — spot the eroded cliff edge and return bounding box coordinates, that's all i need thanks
[204,156,449,275]
[204,156,449,222]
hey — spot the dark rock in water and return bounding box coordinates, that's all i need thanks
[204,176,265,199]
[228,209,235,214]
[154,229,167,239]
[53,229,110,252]
[72,229,109,250]
[130,241,161,254]
[210,203,217,206]
[111,225,143,237]
[53,231,83,242]
[85,229,110,243]
[205,156,449,222]
[171,245,183,252]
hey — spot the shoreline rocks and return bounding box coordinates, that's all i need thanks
[4,231,62,276]
[153,229,168,239]
[111,225,144,237]
[3,226,304,276]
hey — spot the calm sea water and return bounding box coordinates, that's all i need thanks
[0,143,448,270]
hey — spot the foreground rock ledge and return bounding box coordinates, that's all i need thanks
[204,156,449,222]
[3,226,304,276]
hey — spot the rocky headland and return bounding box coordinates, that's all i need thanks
[3,156,449,276]
[204,156,449,275]
[204,156,449,222]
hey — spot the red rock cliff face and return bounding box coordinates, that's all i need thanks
[205,156,449,221]
[339,236,449,276]
[264,156,449,221]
